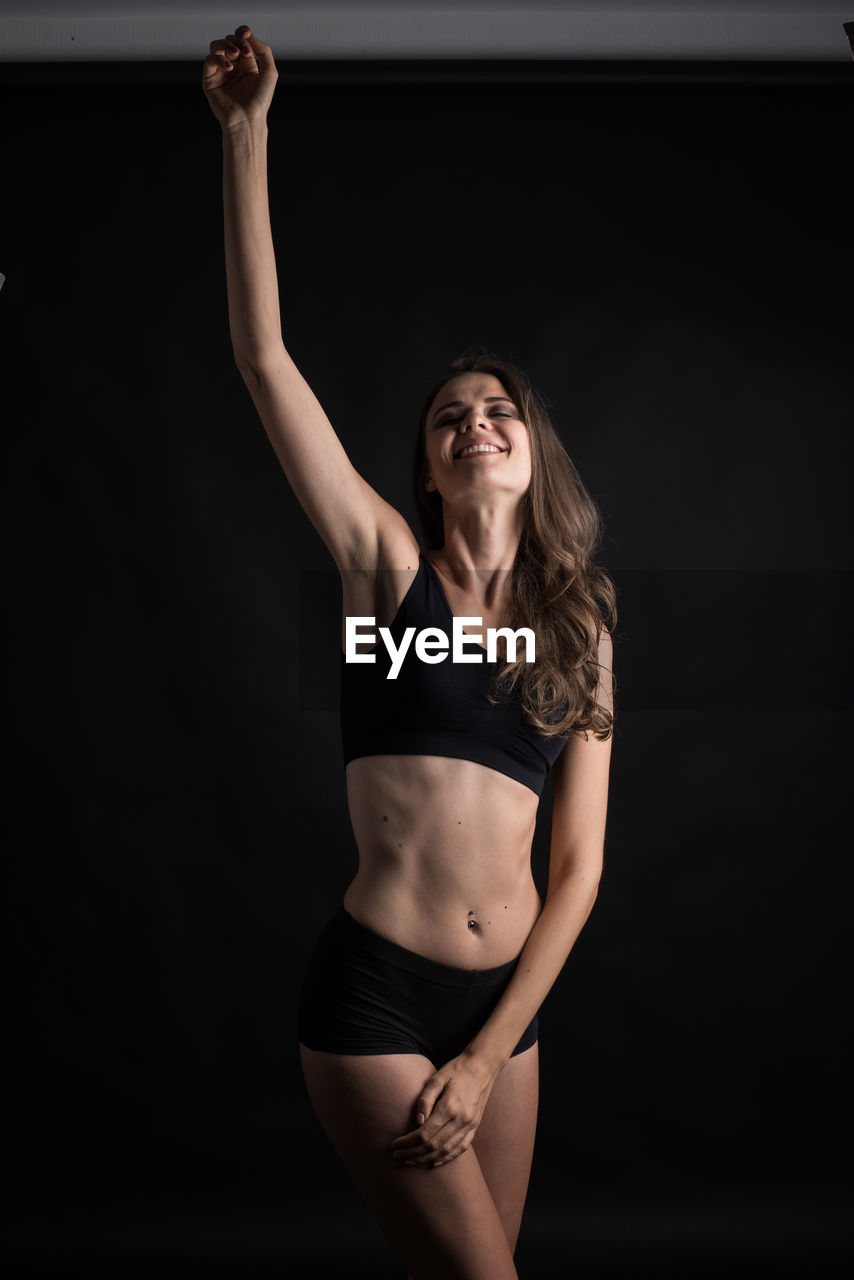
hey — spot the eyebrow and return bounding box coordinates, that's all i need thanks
[431,396,517,420]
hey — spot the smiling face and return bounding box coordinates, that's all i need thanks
[423,372,532,506]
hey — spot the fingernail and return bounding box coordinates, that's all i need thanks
[417,1113,426,1125]
[434,1161,445,1167]
[404,1161,416,1167]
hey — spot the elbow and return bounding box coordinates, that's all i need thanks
[582,873,601,913]
[234,341,290,390]
[547,850,603,905]
[234,349,259,384]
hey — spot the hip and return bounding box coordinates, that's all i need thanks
[297,904,539,1063]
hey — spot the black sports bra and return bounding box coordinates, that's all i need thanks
[339,553,569,796]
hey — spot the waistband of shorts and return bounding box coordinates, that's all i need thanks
[335,905,521,989]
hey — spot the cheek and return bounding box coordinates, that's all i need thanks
[423,440,439,473]
[521,443,534,489]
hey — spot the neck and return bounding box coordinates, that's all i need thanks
[433,507,524,605]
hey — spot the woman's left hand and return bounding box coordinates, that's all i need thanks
[390,1051,500,1168]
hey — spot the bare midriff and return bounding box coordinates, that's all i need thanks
[342,754,542,970]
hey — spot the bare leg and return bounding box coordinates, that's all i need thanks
[471,1042,539,1253]
[401,1045,537,1277]
[300,1045,519,1280]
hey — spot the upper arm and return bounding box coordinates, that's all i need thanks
[594,624,614,718]
[237,344,417,572]
[548,625,614,889]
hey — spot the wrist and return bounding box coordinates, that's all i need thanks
[222,116,268,144]
[461,1041,507,1081]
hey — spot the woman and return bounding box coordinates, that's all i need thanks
[203,26,616,1280]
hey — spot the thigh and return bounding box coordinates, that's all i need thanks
[300,1045,518,1280]
[472,1042,539,1254]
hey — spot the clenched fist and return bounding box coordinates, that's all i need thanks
[202,24,278,132]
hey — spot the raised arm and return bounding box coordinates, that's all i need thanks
[202,26,416,574]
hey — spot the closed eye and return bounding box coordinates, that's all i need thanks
[435,410,516,428]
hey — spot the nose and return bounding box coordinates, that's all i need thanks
[458,407,490,433]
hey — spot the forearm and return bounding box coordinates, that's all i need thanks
[221,121,282,364]
[390,867,600,1168]
[466,869,600,1075]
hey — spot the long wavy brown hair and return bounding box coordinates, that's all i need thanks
[412,350,617,741]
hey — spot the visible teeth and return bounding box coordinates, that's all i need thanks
[459,444,502,457]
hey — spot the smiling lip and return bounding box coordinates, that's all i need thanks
[454,442,506,459]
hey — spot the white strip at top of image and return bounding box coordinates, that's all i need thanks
[0,5,851,62]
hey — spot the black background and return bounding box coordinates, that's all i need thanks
[2,58,852,1277]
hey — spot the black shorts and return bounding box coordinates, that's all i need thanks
[297,906,538,1064]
